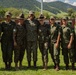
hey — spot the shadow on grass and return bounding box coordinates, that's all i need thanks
[0,65,74,71]
[0,67,16,71]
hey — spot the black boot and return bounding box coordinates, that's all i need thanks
[43,62,47,70]
[65,64,69,70]
[5,62,8,70]
[72,63,75,70]
[27,61,31,68]
[19,61,22,69]
[8,62,11,70]
[34,61,37,68]
[15,63,19,71]
[54,63,56,69]
[55,64,59,71]
[43,61,45,68]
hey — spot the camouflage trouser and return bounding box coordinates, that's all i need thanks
[26,41,37,62]
[74,43,76,62]
[39,42,48,63]
[1,41,13,63]
[74,48,76,62]
[14,45,25,63]
[62,48,75,64]
[49,43,60,64]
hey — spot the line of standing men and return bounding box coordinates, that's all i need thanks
[0,11,76,71]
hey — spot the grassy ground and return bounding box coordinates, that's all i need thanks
[0,46,76,75]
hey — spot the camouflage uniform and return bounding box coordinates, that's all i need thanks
[38,23,50,65]
[25,18,39,67]
[74,26,76,61]
[49,23,61,68]
[74,26,76,62]
[0,20,16,69]
[61,24,75,69]
[13,24,26,65]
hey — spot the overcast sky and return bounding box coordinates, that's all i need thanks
[37,0,76,6]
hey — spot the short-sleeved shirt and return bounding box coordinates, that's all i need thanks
[50,23,61,43]
[13,24,26,46]
[0,20,16,41]
[61,24,73,47]
[74,26,76,37]
[38,23,50,42]
[74,26,76,47]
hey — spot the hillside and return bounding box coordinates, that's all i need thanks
[0,0,76,14]
[47,1,76,12]
[0,0,40,10]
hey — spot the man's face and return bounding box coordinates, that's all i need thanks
[62,19,67,25]
[29,14,34,20]
[19,19,24,25]
[39,19,44,25]
[6,15,11,20]
[50,19,55,24]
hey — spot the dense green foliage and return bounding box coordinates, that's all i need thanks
[0,0,76,19]
[0,0,76,14]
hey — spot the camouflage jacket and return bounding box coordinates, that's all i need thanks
[25,19,40,41]
[38,23,50,42]
[61,24,74,47]
[13,24,26,46]
[50,23,61,43]
[0,20,16,42]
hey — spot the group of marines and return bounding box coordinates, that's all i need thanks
[0,10,76,71]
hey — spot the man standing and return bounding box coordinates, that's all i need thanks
[74,22,76,62]
[13,13,26,70]
[24,11,40,68]
[49,16,61,71]
[38,14,50,70]
[61,17,75,70]
[0,11,16,70]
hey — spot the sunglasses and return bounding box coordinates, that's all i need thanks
[50,19,54,20]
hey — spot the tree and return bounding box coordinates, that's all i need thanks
[67,8,75,18]
[0,6,6,18]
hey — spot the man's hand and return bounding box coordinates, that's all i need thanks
[55,43,58,49]
[67,43,71,49]
[14,41,17,47]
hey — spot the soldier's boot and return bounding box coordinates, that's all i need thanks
[43,61,45,68]
[15,63,19,71]
[8,62,11,70]
[65,64,69,70]
[5,62,8,70]
[34,61,37,68]
[43,62,47,70]
[27,61,31,68]
[19,61,22,69]
[54,63,56,69]
[55,64,59,71]
[72,63,75,70]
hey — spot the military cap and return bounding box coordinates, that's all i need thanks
[62,17,68,20]
[50,16,55,20]
[17,13,24,19]
[29,11,35,15]
[5,11,12,16]
[38,14,45,20]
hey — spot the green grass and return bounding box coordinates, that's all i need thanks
[0,46,76,75]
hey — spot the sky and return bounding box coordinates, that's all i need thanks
[37,0,76,6]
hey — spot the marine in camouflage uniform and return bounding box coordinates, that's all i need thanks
[49,16,61,71]
[38,14,50,70]
[61,17,75,70]
[74,25,76,62]
[13,13,26,70]
[0,11,16,70]
[24,11,40,68]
